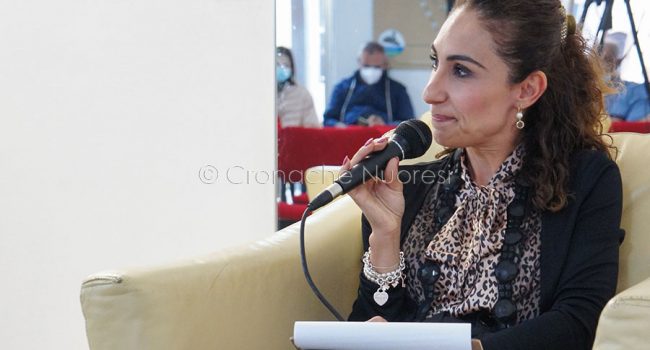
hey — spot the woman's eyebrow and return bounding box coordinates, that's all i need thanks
[431,44,487,70]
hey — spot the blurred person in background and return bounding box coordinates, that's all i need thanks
[323,42,414,127]
[602,31,650,122]
[276,46,320,128]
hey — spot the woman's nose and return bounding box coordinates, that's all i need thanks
[422,71,446,105]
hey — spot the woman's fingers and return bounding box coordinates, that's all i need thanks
[383,156,402,191]
[341,135,398,200]
[341,136,400,191]
[340,135,390,180]
[349,136,389,167]
[338,156,351,176]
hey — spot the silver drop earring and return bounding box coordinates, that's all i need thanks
[516,108,525,130]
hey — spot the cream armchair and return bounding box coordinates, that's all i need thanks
[81,132,650,350]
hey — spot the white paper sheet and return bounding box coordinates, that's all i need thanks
[293,321,471,350]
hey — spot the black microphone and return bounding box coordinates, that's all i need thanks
[308,119,433,211]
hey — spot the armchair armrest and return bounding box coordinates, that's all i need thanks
[593,277,650,350]
[80,197,363,350]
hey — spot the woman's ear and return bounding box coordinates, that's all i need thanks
[515,70,548,109]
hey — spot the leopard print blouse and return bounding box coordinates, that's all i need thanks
[403,145,542,323]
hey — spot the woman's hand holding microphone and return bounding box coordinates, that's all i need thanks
[341,136,404,273]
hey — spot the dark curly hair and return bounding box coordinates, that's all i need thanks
[446,0,615,212]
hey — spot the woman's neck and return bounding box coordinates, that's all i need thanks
[465,145,516,187]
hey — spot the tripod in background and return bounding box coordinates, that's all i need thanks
[579,0,650,99]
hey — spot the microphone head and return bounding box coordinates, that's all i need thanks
[393,119,433,159]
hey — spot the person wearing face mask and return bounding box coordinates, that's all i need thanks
[601,31,650,122]
[276,47,320,128]
[323,42,414,127]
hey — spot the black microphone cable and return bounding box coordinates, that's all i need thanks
[299,207,344,321]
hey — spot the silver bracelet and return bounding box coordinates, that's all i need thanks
[362,249,405,306]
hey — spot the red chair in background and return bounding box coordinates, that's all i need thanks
[276,125,394,227]
[610,121,650,133]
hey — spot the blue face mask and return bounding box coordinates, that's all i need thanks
[276,65,292,83]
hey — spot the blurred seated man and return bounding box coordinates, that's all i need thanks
[323,42,414,127]
[602,31,650,122]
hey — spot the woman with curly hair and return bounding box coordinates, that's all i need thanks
[344,1,623,349]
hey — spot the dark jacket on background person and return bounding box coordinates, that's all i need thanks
[349,149,624,350]
[323,70,414,126]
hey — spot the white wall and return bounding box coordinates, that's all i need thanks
[325,0,373,100]
[391,68,433,117]
[0,0,276,349]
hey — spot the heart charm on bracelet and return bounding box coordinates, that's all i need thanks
[374,290,389,306]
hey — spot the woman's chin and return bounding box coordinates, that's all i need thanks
[433,130,459,149]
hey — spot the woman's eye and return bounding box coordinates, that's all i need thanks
[429,54,438,70]
[453,64,472,78]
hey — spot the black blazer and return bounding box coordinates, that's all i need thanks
[349,150,624,350]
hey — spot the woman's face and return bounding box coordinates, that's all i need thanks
[423,7,521,151]
[276,52,292,69]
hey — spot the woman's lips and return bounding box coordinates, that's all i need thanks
[432,114,455,122]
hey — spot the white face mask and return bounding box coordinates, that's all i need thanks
[359,67,383,85]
